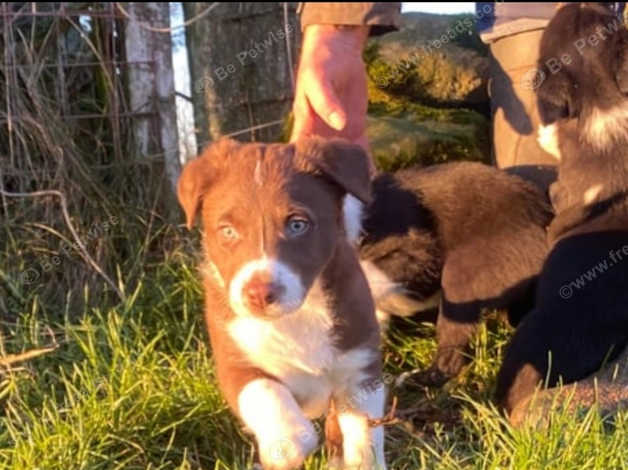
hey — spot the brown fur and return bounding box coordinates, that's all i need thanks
[360,162,554,384]
[178,137,384,469]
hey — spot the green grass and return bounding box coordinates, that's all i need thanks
[1,247,627,469]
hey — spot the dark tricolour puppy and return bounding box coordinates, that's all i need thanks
[358,161,554,386]
[495,3,628,414]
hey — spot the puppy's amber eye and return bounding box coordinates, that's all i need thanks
[219,225,239,240]
[286,216,310,237]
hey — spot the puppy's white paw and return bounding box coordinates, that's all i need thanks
[336,385,387,470]
[327,456,344,470]
[258,422,318,470]
[239,379,319,470]
[336,411,374,470]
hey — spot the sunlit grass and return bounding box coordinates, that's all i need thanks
[0,248,626,469]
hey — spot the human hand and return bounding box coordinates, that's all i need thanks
[290,25,371,155]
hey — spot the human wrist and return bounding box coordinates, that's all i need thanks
[301,24,369,54]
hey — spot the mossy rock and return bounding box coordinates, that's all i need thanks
[367,78,490,171]
[364,12,491,110]
[367,113,490,172]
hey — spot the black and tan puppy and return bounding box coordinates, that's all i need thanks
[357,161,554,386]
[495,3,628,414]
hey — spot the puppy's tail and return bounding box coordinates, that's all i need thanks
[376,287,441,318]
[361,259,441,321]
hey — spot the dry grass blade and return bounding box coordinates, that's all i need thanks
[1,2,175,314]
[0,344,58,367]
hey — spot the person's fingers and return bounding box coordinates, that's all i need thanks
[306,75,347,131]
[289,78,316,142]
[289,102,307,143]
[289,80,345,142]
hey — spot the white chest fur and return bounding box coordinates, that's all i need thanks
[227,283,373,418]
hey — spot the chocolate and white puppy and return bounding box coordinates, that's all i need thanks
[178,138,386,470]
[496,3,628,414]
[357,162,554,386]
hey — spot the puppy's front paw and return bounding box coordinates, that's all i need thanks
[258,422,318,470]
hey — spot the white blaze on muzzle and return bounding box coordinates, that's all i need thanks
[229,258,305,317]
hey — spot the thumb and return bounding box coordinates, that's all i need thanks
[307,77,347,131]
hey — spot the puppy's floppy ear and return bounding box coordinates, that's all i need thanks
[177,139,239,229]
[295,138,372,204]
[614,32,628,94]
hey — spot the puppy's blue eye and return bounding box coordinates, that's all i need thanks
[219,225,239,240]
[286,217,310,237]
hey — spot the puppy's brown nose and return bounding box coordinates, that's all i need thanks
[244,279,282,311]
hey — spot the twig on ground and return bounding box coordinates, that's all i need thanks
[369,395,400,428]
